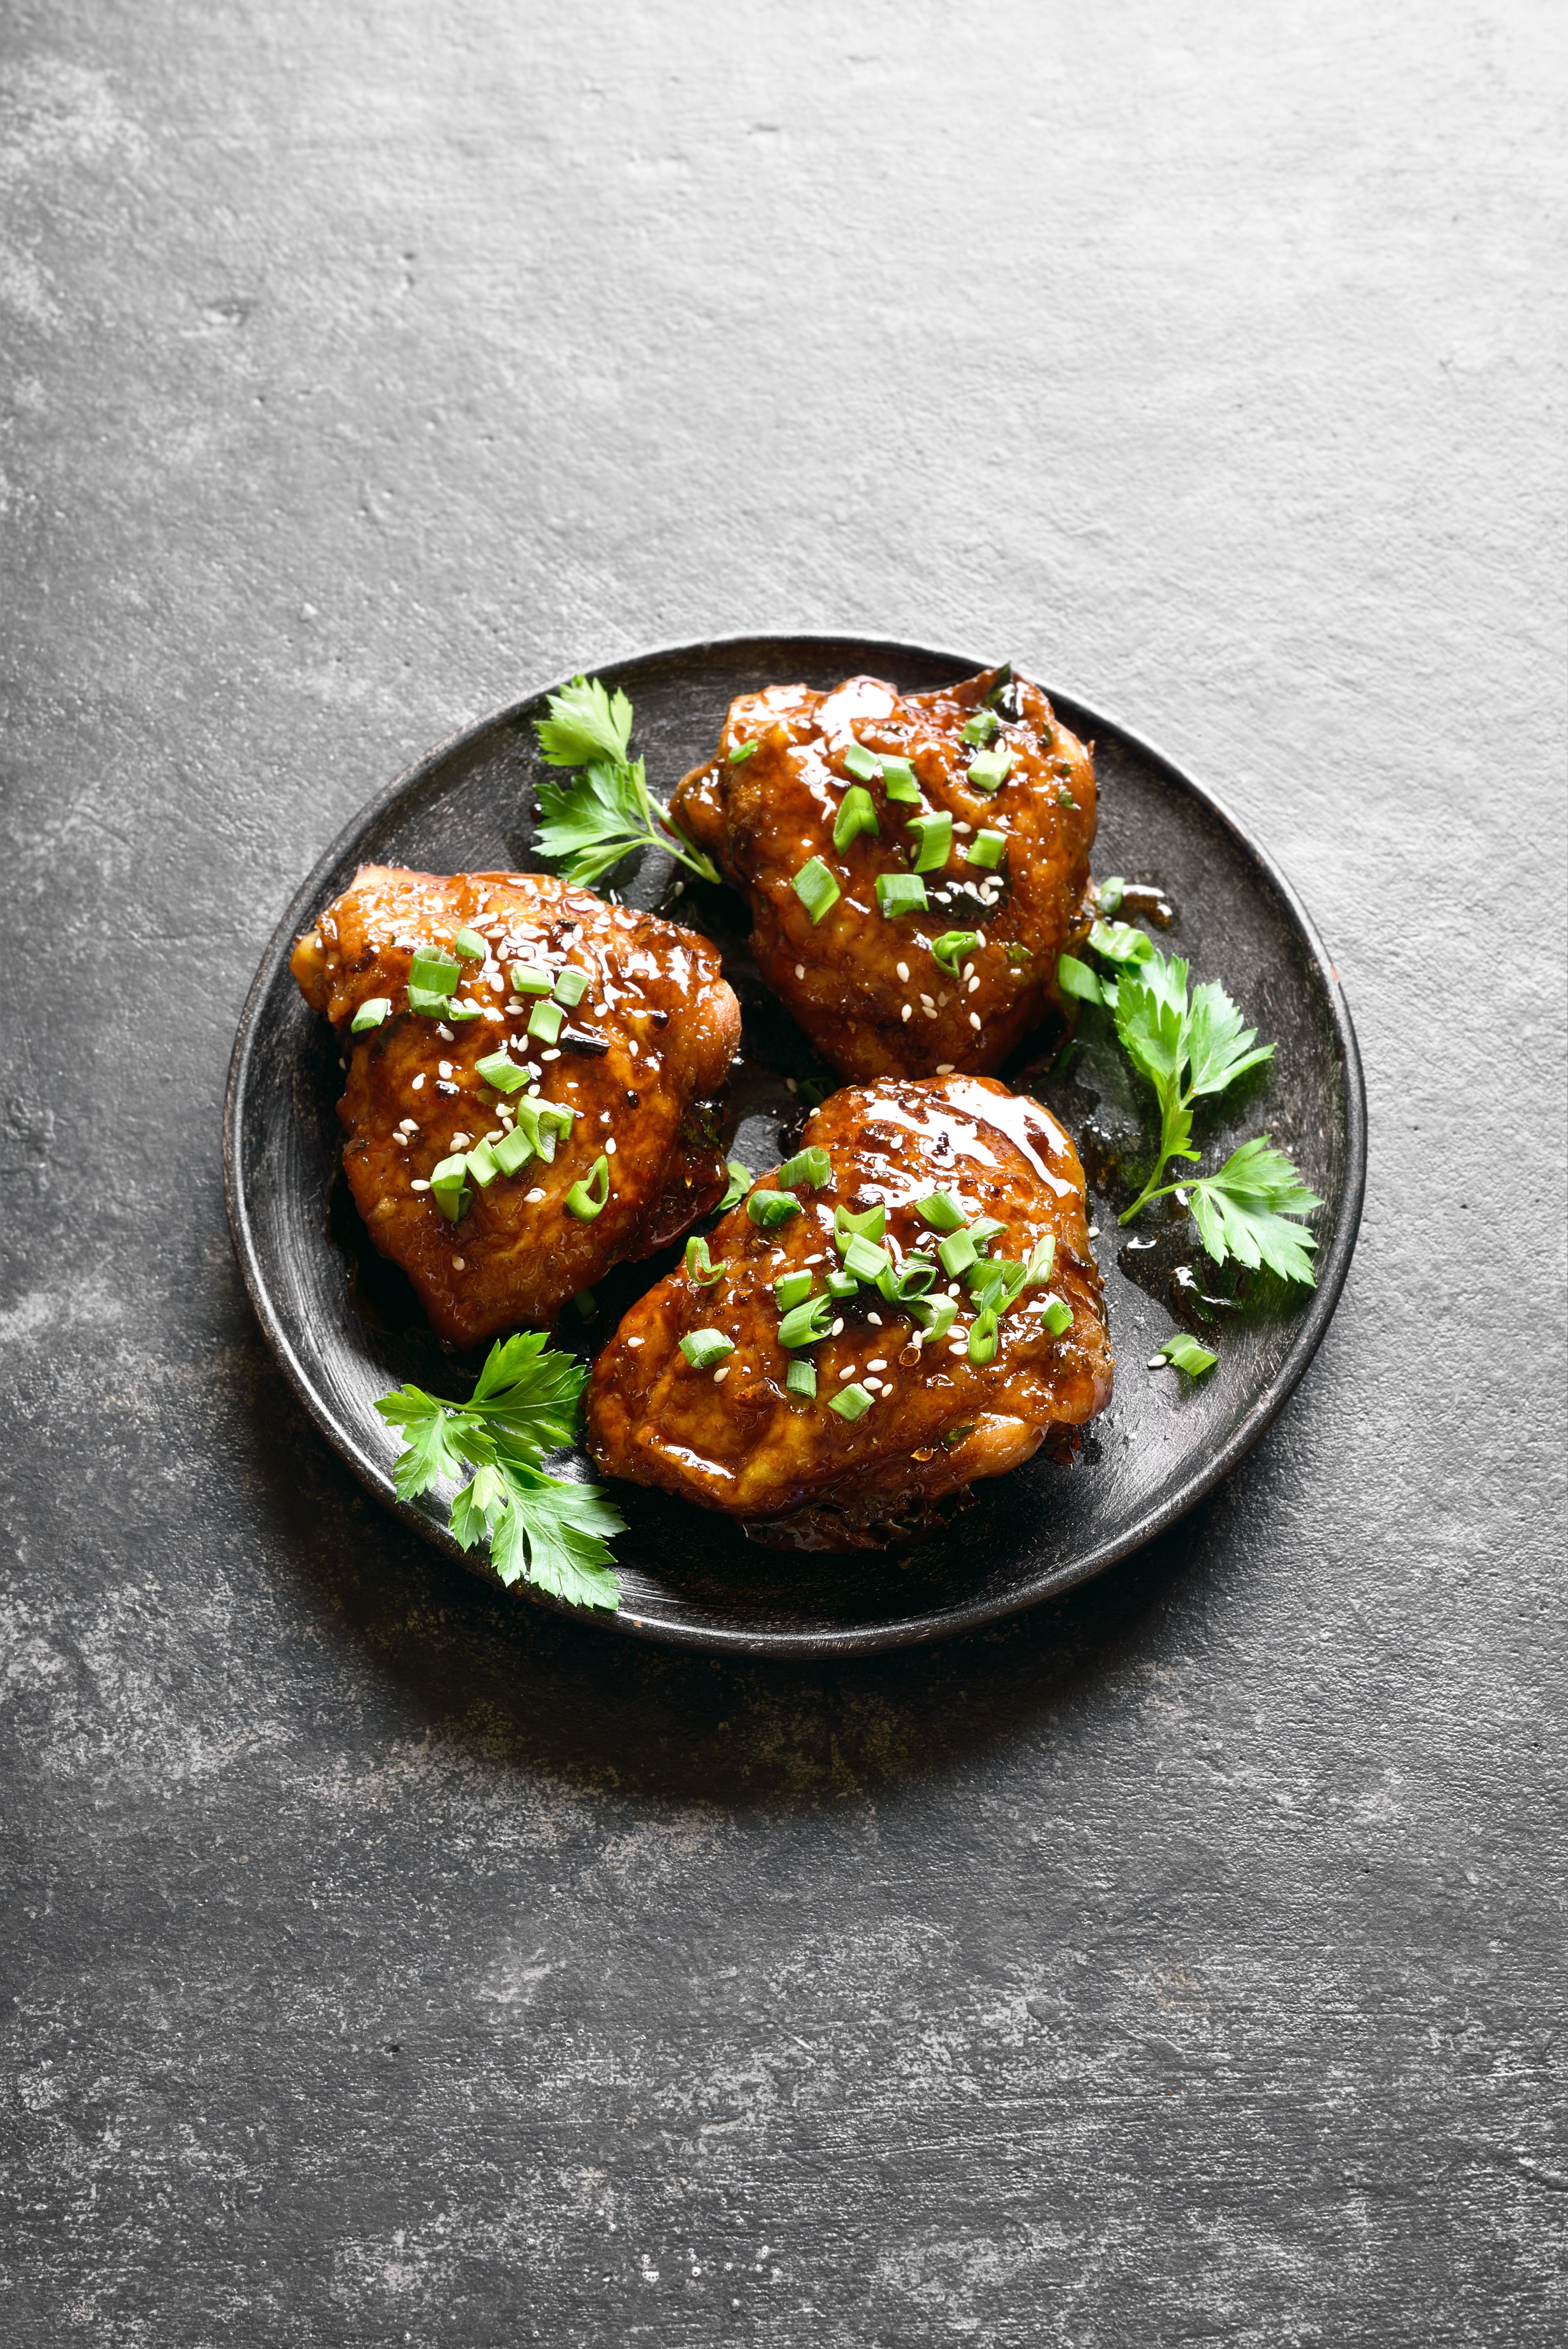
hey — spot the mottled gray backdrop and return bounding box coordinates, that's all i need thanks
[2,4,1563,2343]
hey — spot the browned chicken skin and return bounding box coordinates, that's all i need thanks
[587,1074,1113,1549]
[290,866,741,1347]
[669,666,1096,1083]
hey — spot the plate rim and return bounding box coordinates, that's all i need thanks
[223,631,1367,1656]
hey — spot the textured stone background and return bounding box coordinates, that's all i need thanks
[2,4,1564,2342]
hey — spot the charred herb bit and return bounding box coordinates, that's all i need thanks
[533,675,720,887]
[376,1334,623,1610]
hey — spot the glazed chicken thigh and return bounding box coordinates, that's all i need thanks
[291,866,741,1347]
[587,1074,1113,1549]
[669,665,1096,1083]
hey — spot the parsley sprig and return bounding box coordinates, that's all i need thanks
[533,675,720,889]
[375,1333,624,1610]
[1060,932,1322,1289]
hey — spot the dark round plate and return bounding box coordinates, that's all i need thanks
[225,634,1365,1655]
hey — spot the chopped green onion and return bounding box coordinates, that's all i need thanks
[409,949,460,996]
[875,872,928,920]
[429,1155,471,1223]
[829,1383,873,1421]
[527,999,565,1044]
[1159,1331,1217,1375]
[931,932,979,979]
[351,996,391,1033]
[681,1328,735,1369]
[1025,1234,1057,1285]
[880,756,920,803]
[509,1097,579,1164]
[727,738,759,764]
[475,1048,530,1094]
[968,1307,1000,1366]
[909,1294,958,1340]
[686,1236,725,1285]
[915,1189,965,1232]
[962,709,999,746]
[840,1233,891,1285]
[747,1188,800,1229]
[937,1229,977,1278]
[509,961,553,995]
[793,858,841,924]
[718,1159,751,1212]
[1039,1294,1073,1337]
[1097,875,1126,915]
[491,1125,535,1176]
[779,1296,834,1347]
[778,1146,831,1191]
[824,1269,858,1300]
[877,1254,937,1303]
[453,929,486,961]
[966,747,1014,793]
[564,1155,610,1221]
[835,1202,886,1245]
[1088,918,1152,965]
[966,830,1006,872]
[968,1258,1026,1312]
[408,984,463,1018]
[908,812,953,873]
[786,1360,818,1399]
[968,1217,1007,1254]
[1057,954,1103,1005]
[1005,941,1033,967]
[774,1269,816,1310]
[832,786,879,851]
[465,1138,501,1188]
[843,742,881,783]
[552,966,589,1006]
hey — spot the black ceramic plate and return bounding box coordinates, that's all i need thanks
[225,635,1365,1655]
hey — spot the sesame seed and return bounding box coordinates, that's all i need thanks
[438,1060,453,1078]
[713,1365,729,1383]
[450,1132,470,1149]
[896,961,909,982]
[953,820,971,835]
[411,1179,430,1191]
[868,1358,888,1371]
[452,1255,465,1270]
[541,1048,561,1061]
[606,1139,617,1155]
[969,1012,982,1030]
[830,1317,844,1337]
[922,1004,937,1019]
[947,1283,961,1297]
[1087,1224,1099,1238]
[412,1073,426,1090]
[901,1004,912,1021]
[1148,1355,1167,1370]
[867,1312,883,1326]
[864,1377,883,1393]
[795,963,805,979]
[975,930,987,945]
[839,1364,858,1380]
[786,1079,798,1094]
[937,991,950,1007]
[967,975,980,994]
[525,1187,546,1202]
[936,1061,954,1074]
[437,1023,453,1041]
[627,1336,643,1347]
[600,1111,612,1123]
[962,962,975,979]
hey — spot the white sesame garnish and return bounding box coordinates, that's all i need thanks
[936,1060,954,1073]
[863,1377,883,1393]
[838,1364,858,1380]
[969,1013,982,1030]
[411,1179,430,1191]
[937,991,950,1007]
[795,963,805,979]
[627,1336,643,1347]
[713,1365,729,1383]
[948,1339,967,1354]
[412,1073,425,1090]
[975,930,987,945]
[901,1003,912,1021]
[541,1048,561,1061]
[967,976,980,994]
[947,1282,961,1297]
[600,1111,612,1123]
[1087,1224,1099,1239]
[786,1078,798,1094]
[605,1139,617,1154]
[438,1060,453,1078]
[868,1358,888,1371]
[450,1132,470,1149]
[867,1312,883,1326]
[452,1255,465,1270]
[525,1187,546,1202]
[830,1317,844,1337]
[953,820,971,835]
[896,961,909,982]
[922,1004,937,1019]
[437,1023,453,1041]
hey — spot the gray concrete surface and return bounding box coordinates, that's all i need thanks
[2,3,1564,2342]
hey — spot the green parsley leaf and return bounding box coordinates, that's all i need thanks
[533,678,719,887]
[1181,1137,1322,1287]
[373,1336,623,1608]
